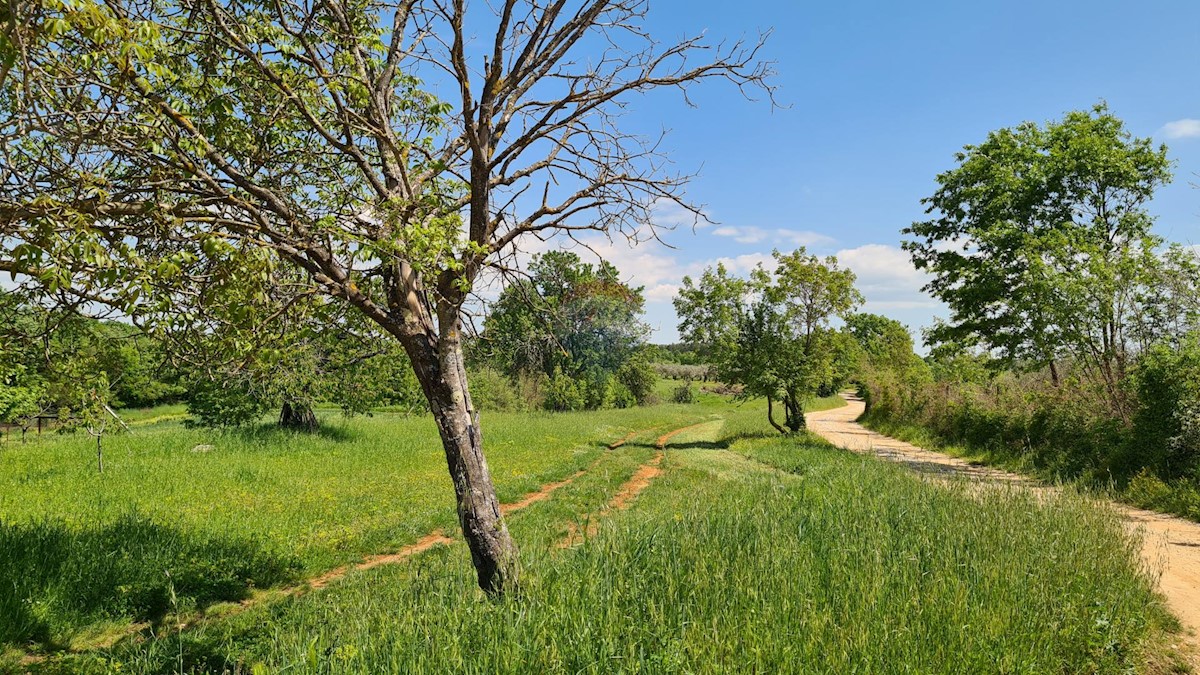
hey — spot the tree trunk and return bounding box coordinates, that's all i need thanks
[766,396,787,434]
[279,401,319,433]
[784,392,806,433]
[404,324,519,594]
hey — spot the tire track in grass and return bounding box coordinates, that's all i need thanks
[556,419,720,548]
[18,425,672,664]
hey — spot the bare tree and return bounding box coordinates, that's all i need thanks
[0,0,772,592]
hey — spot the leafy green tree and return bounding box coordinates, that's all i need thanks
[482,251,649,385]
[844,313,927,382]
[0,0,769,591]
[673,263,748,363]
[616,357,657,406]
[905,105,1171,418]
[677,249,862,433]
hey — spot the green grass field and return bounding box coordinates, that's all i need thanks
[1,392,1180,674]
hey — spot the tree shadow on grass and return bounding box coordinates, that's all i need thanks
[220,422,356,444]
[0,513,301,652]
[620,429,781,453]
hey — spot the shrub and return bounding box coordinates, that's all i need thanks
[617,359,657,406]
[469,367,520,412]
[611,382,637,409]
[1131,338,1200,478]
[542,369,585,412]
[515,371,546,411]
[672,381,696,404]
[1125,469,1173,511]
[580,368,614,410]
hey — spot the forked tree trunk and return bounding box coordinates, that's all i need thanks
[279,401,319,432]
[784,391,806,433]
[403,324,518,594]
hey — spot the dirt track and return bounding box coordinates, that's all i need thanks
[808,395,1200,662]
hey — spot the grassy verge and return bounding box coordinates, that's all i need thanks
[859,410,1200,523]
[25,399,1174,674]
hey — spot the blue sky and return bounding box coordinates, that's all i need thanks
[544,0,1200,346]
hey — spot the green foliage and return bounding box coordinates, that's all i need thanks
[482,252,653,413]
[468,367,526,413]
[1130,336,1200,478]
[0,295,184,431]
[905,104,1173,416]
[673,263,748,363]
[641,343,705,365]
[615,358,657,406]
[676,248,862,432]
[185,377,272,429]
[860,335,1200,522]
[671,381,696,404]
[542,369,586,412]
[580,368,615,411]
[610,382,637,409]
[482,252,649,380]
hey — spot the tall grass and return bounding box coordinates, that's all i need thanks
[62,408,1171,675]
[0,400,726,652]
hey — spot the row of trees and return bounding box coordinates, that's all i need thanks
[2,248,661,432]
[674,247,924,435]
[906,104,1200,419]
[0,297,185,431]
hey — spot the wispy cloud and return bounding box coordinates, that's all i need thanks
[711,226,835,248]
[1159,119,1200,140]
[650,198,709,230]
[834,244,940,312]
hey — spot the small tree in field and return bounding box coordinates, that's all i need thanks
[675,249,862,433]
[0,0,771,592]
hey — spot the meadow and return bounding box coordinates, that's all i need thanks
[1,391,1180,674]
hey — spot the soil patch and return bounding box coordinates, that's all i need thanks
[557,452,664,549]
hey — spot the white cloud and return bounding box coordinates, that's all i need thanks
[478,232,947,345]
[650,199,709,230]
[776,229,836,247]
[644,283,681,302]
[834,243,940,312]
[712,225,768,244]
[711,226,835,248]
[708,252,773,275]
[1159,119,1200,140]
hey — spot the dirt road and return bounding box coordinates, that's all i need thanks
[808,395,1200,660]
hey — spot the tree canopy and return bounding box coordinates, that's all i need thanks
[904,105,1172,415]
[481,251,648,378]
[675,249,861,433]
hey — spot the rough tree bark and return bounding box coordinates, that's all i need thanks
[399,318,517,592]
[784,390,806,433]
[279,401,319,433]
